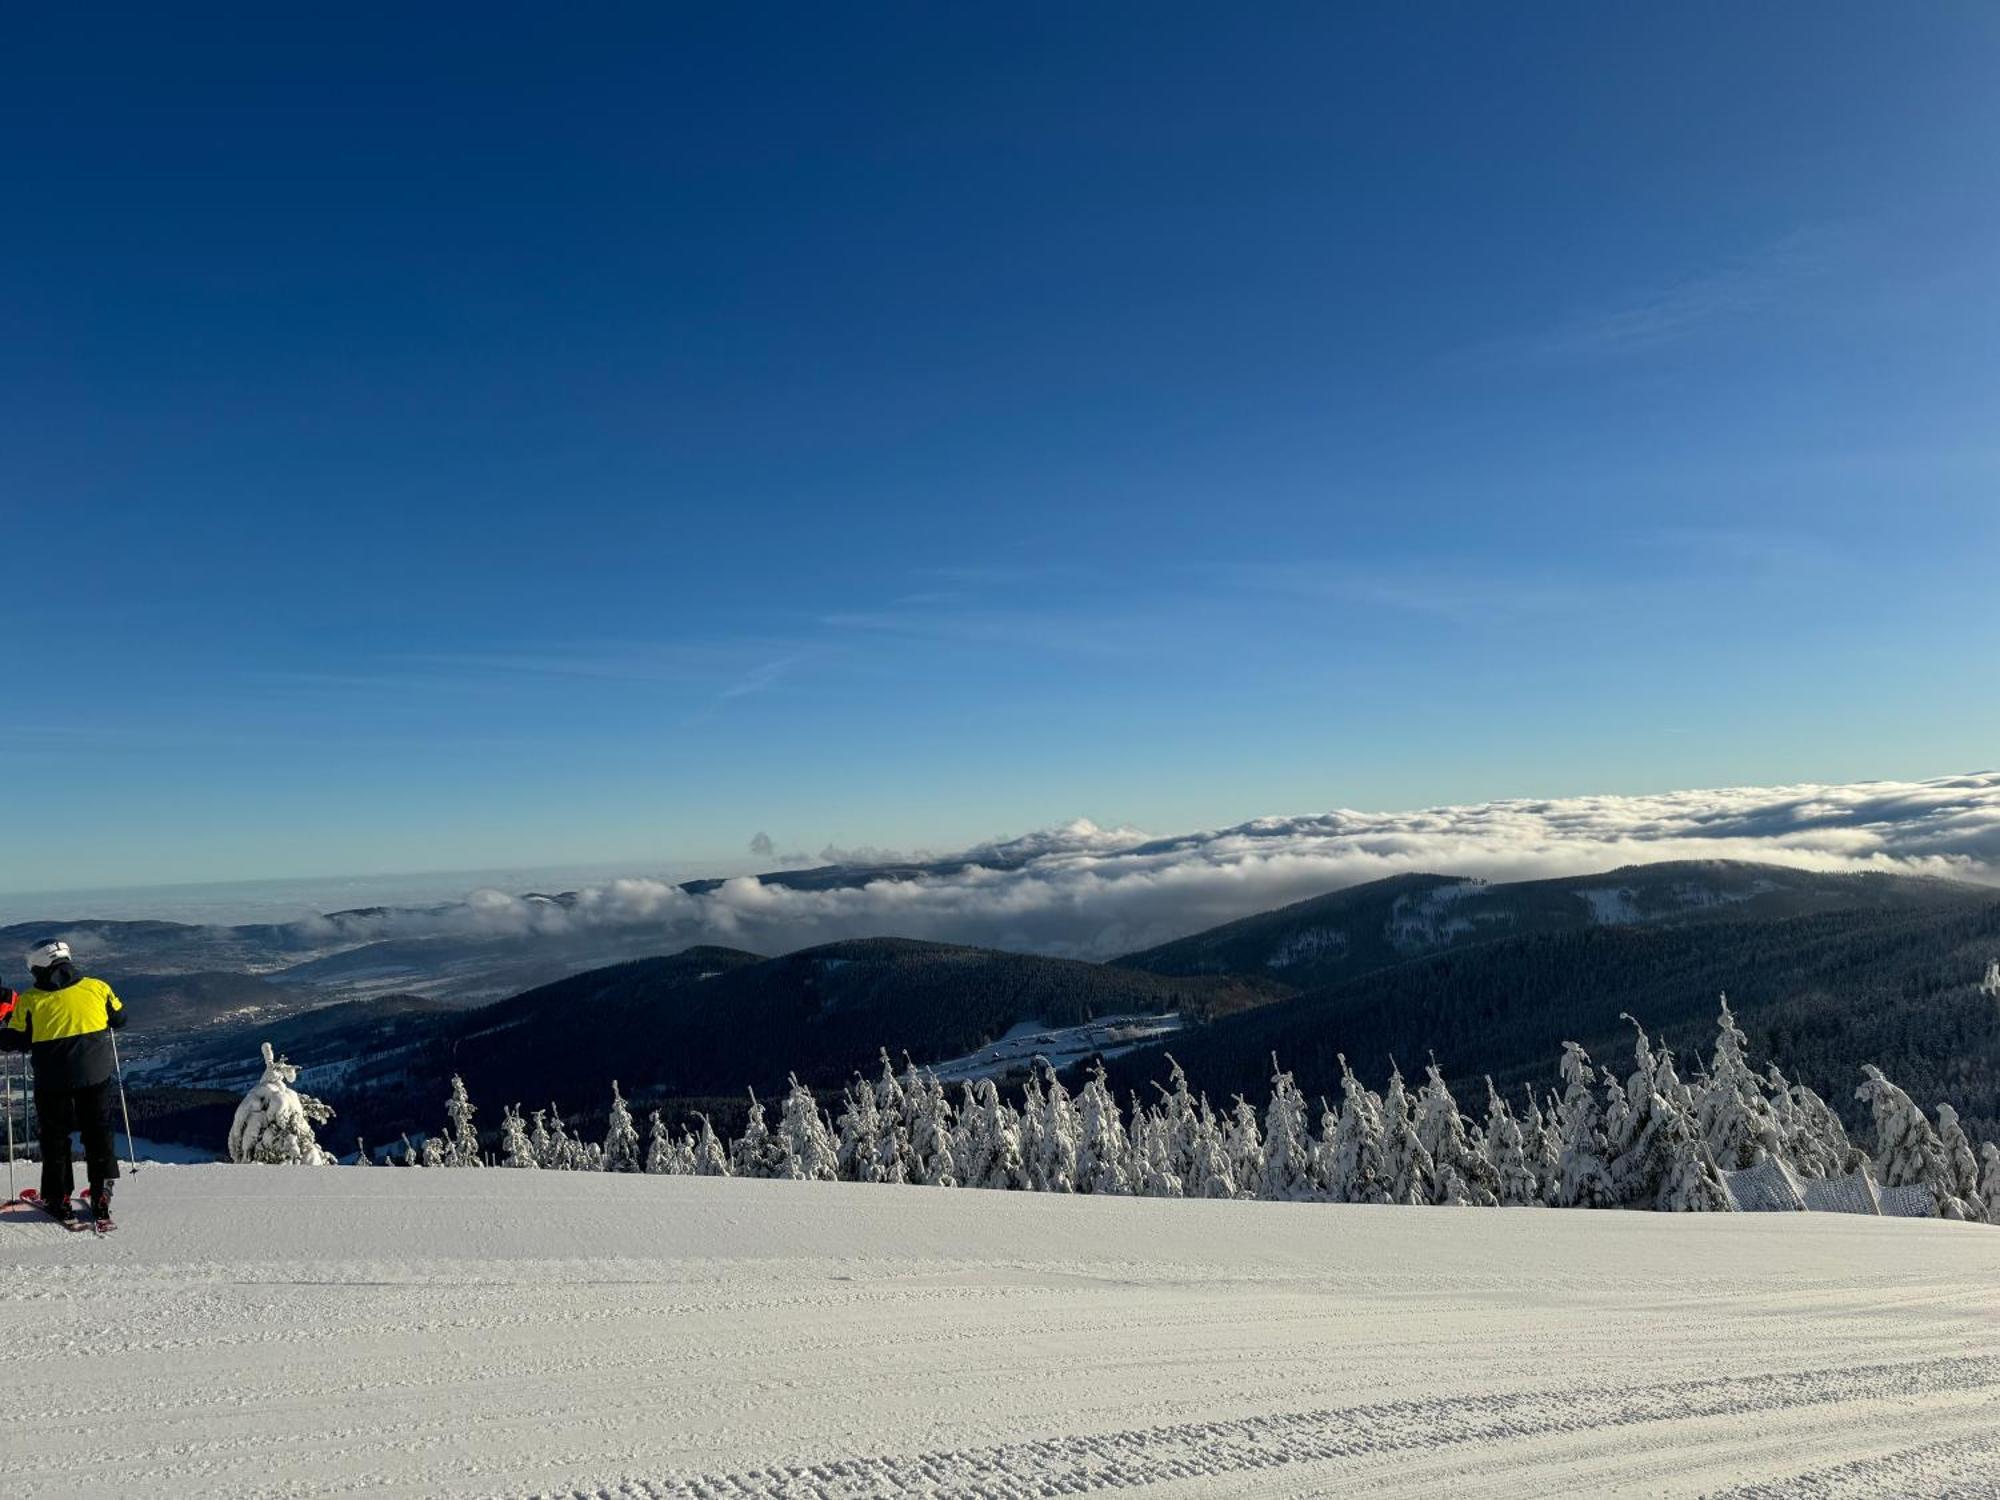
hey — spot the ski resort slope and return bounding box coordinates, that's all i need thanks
[2,1168,1998,1499]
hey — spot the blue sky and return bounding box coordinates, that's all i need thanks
[7,5,1998,893]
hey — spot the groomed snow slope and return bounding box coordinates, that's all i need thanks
[3,1167,1998,1499]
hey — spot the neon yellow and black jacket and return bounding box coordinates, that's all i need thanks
[3,975,126,1088]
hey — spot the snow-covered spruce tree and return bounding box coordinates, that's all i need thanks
[499,1104,538,1168]
[1187,1097,1236,1199]
[1129,1091,1184,1197]
[690,1114,732,1176]
[1698,994,1783,1170]
[1326,1056,1388,1205]
[1855,1065,1963,1218]
[904,1066,959,1188]
[1379,1065,1435,1207]
[780,1074,840,1183]
[1983,959,2000,1000]
[836,1072,886,1183]
[1483,1079,1540,1207]
[872,1051,912,1185]
[228,1042,337,1166]
[1075,1062,1132,1195]
[1606,1020,1730,1212]
[1766,1065,1860,1179]
[730,1090,776,1178]
[1523,1089,1563,1205]
[540,1105,577,1169]
[601,1081,643,1172]
[528,1109,553,1167]
[1261,1058,1318,1202]
[1225,1096,1265,1199]
[1036,1061,1081,1193]
[955,1079,1028,1191]
[1980,1143,2000,1223]
[1152,1057,1207,1195]
[1017,1067,1049,1190]
[440,1074,482,1167]
[652,1120,692,1176]
[1935,1104,1985,1223]
[1554,1042,1617,1208]
[1416,1061,1498,1207]
[420,1135,446,1168]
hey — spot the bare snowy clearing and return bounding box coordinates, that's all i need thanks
[2,1166,1996,1499]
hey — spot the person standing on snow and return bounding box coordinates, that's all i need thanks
[1,940,126,1221]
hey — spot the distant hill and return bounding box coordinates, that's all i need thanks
[1114,861,1986,991]
[158,937,1279,1148]
[1104,891,2000,1142]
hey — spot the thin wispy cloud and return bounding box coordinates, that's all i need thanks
[1459,226,1856,368]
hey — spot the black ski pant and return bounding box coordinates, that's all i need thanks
[35,1077,120,1203]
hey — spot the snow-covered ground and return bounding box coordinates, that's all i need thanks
[2,1168,1997,1499]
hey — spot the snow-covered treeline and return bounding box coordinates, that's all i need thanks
[240,995,2000,1222]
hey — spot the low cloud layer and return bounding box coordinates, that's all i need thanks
[297,771,2000,961]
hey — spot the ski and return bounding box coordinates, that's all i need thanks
[74,1192,116,1235]
[16,1188,87,1232]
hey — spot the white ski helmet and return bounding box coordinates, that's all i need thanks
[26,939,71,972]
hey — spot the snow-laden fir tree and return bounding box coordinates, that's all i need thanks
[904,1066,959,1188]
[528,1108,553,1167]
[1151,1058,1206,1195]
[730,1090,776,1178]
[1129,1090,1184,1197]
[1523,1089,1562,1205]
[690,1114,732,1176]
[1979,1143,2000,1223]
[1934,1103,1985,1222]
[1326,1056,1388,1205]
[499,1104,538,1168]
[1983,959,2000,1000]
[1186,1096,1236,1199]
[1378,1065,1435,1207]
[1483,1079,1540,1207]
[440,1075,483,1166]
[954,1078,1028,1191]
[644,1110,677,1174]
[1606,1021,1730,1212]
[228,1042,337,1166]
[1698,994,1783,1170]
[1260,1058,1319,1202]
[1016,1067,1049,1190]
[836,1072,886,1183]
[780,1074,840,1182]
[1855,1065,1963,1218]
[1555,1042,1617,1208]
[1416,1061,1498,1207]
[1036,1061,1081,1193]
[601,1081,643,1172]
[1075,1062,1132,1195]
[420,1134,446,1168]
[1765,1065,1858,1179]
[871,1051,912,1185]
[1225,1096,1265,1199]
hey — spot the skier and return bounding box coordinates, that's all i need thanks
[1,941,127,1222]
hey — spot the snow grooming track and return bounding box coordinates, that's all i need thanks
[4,1166,1999,1500]
[557,1358,2000,1500]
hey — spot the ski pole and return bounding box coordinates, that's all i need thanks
[5,1057,15,1203]
[110,1031,138,1178]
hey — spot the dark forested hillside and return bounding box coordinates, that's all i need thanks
[1114,861,1988,992]
[214,937,1278,1148]
[1104,899,2000,1141]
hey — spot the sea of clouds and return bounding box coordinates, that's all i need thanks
[298,771,2000,961]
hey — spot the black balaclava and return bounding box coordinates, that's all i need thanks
[31,960,79,992]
